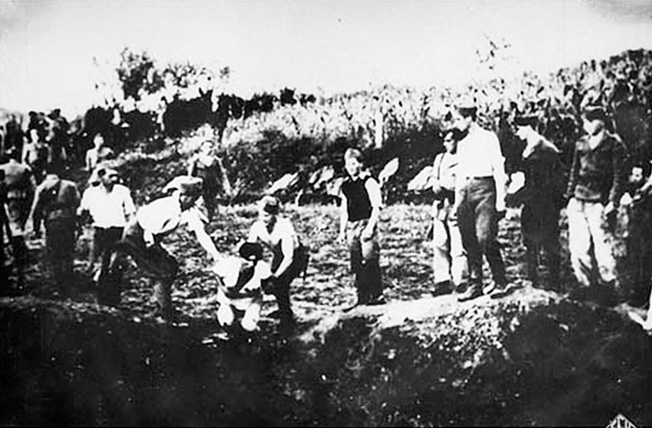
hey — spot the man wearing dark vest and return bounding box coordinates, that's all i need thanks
[338,148,384,309]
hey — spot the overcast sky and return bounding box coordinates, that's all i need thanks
[0,0,651,116]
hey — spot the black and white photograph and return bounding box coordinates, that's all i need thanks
[1,0,651,426]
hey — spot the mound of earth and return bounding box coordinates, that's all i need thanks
[1,286,650,427]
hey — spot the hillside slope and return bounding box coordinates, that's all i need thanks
[1,286,650,426]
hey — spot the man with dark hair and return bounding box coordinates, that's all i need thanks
[85,133,115,174]
[213,241,272,337]
[30,163,80,292]
[452,97,510,302]
[247,195,308,329]
[47,109,69,163]
[23,128,51,184]
[566,103,627,305]
[1,147,36,286]
[509,115,565,290]
[620,160,652,306]
[431,129,467,296]
[4,115,24,161]
[187,140,223,220]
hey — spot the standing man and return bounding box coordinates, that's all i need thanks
[431,129,467,296]
[97,175,223,323]
[187,140,222,221]
[4,115,24,161]
[337,148,384,309]
[509,115,565,290]
[22,128,51,184]
[452,97,510,302]
[621,161,652,307]
[46,109,70,169]
[78,166,136,282]
[85,133,115,174]
[1,148,36,286]
[566,104,627,304]
[31,164,81,292]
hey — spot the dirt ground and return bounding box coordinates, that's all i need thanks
[2,200,651,426]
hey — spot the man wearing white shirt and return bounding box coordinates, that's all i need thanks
[78,167,136,280]
[97,175,223,323]
[452,98,510,302]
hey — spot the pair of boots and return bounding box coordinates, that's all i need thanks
[457,276,511,302]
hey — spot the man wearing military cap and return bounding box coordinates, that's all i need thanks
[97,175,223,323]
[78,166,136,282]
[566,103,627,305]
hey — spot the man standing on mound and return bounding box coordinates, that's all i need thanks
[338,148,384,309]
[452,97,511,302]
[566,103,626,306]
[97,175,223,323]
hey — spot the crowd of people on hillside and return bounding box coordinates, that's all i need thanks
[2,49,652,339]
[0,108,119,188]
[2,94,651,340]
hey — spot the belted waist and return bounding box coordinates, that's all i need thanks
[467,176,494,181]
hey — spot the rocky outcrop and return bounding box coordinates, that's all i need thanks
[1,287,650,426]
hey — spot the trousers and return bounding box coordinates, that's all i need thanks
[89,226,124,274]
[98,219,178,314]
[45,217,76,288]
[346,219,382,302]
[567,198,617,287]
[457,178,506,286]
[432,201,467,287]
